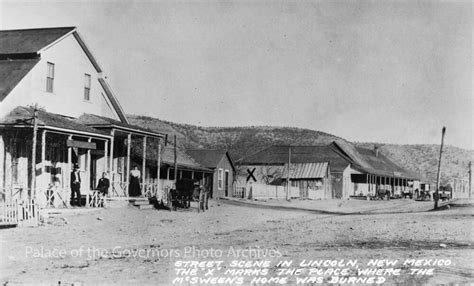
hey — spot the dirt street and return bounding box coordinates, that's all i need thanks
[0,199,473,285]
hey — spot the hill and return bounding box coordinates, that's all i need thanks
[354,143,472,184]
[129,115,344,159]
[129,115,473,185]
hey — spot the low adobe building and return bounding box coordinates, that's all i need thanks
[237,140,420,199]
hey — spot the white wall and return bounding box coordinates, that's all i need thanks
[0,34,120,120]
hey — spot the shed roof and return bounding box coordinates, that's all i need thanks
[238,145,350,173]
[281,162,329,179]
[0,27,75,54]
[186,149,235,171]
[76,113,164,138]
[0,59,39,101]
[0,106,110,138]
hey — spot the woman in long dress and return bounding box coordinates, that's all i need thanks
[129,165,141,197]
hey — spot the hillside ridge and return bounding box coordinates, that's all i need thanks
[128,114,473,185]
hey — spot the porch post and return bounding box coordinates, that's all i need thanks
[67,135,72,203]
[126,133,131,196]
[372,174,374,193]
[86,138,91,171]
[104,139,108,175]
[142,136,147,185]
[0,134,4,191]
[157,138,161,191]
[41,130,46,171]
[67,136,72,166]
[191,171,194,179]
[41,131,47,193]
[167,166,170,180]
[366,173,368,195]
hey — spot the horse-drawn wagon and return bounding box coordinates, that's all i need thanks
[168,178,208,212]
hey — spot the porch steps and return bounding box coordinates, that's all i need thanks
[135,204,155,210]
[129,198,155,210]
[0,222,18,229]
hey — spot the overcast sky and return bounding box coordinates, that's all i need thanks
[1,0,472,149]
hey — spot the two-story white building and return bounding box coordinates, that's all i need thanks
[0,27,165,208]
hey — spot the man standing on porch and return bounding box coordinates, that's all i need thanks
[70,164,82,207]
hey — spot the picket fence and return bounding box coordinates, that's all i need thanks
[234,183,301,200]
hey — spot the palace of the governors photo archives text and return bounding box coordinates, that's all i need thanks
[0,0,472,285]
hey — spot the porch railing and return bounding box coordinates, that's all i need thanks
[233,186,246,198]
[141,183,158,198]
[45,186,70,208]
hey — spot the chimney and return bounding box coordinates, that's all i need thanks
[374,145,379,157]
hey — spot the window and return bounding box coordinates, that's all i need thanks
[46,62,54,92]
[218,168,224,190]
[84,74,91,101]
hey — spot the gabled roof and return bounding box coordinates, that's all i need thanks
[0,27,132,123]
[186,149,235,171]
[238,145,351,173]
[329,141,420,179]
[0,59,39,101]
[0,106,110,138]
[0,27,75,54]
[76,113,164,138]
[97,78,128,123]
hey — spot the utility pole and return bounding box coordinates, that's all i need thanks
[434,126,446,209]
[173,135,178,185]
[469,161,472,200]
[286,146,291,201]
[30,104,38,200]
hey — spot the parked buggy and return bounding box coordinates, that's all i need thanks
[168,178,199,211]
[433,186,452,202]
[401,189,413,199]
[414,188,431,201]
[376,187,391,200]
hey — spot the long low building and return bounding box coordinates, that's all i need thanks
[237,140,420,199]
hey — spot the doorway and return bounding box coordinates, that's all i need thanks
[224,170,229,197]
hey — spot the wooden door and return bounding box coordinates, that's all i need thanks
[224,171,229,197]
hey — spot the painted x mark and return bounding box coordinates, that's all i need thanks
[246,168,257,182]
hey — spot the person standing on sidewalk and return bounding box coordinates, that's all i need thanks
[70,164,81,207]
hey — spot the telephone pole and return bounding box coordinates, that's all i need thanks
[173,134,178,185]
[469,161,472,200]
[286,146,291,201]
[434,126,446,209]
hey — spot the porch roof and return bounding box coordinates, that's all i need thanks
[132,144,212,172]
[0,106,111,139]
[76,113,165,138]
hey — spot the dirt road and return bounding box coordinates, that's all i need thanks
[0,199,472,285]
